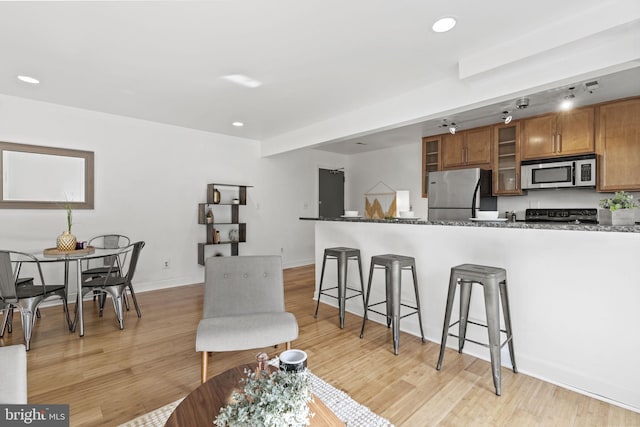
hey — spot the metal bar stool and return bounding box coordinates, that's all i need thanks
[436,263,517,395]
[314,247,365,329]
[360,254,425,355]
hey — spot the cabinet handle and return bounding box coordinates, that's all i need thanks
[558,134,562,152]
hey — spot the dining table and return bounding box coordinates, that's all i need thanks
[33,246,123,337]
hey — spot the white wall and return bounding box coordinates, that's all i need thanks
[498,188,640,219]
[250,147,348,265]
[347,142,426,218]
[0,94,345,293]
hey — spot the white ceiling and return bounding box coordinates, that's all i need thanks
[0,1,639,154]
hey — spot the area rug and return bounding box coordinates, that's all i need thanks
[119,371,393,427]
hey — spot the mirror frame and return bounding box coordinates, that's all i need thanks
[0,141,94,209]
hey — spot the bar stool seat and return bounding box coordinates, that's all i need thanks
[314,247,365,329]
[436,263,517,395]
[360,254,425,355]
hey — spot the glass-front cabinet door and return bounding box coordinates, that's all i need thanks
[422,136,441,197]
[493,122,522,195]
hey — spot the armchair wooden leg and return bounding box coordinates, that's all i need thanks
[201,351,209,384]
[286,341,291,350]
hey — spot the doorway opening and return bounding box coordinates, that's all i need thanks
[318,168,344,218]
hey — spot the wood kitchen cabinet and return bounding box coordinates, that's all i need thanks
[493,122,522,195]
[521,107,594,160]
[421,136,441,197]
[596,97,640,191]
[441,126,492,169]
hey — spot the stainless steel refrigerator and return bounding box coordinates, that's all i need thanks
[427,168,496,221]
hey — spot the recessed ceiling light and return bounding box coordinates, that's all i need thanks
[221,74,262,88]
[232,121,244,127]
[432,17,456,33]
[17,75,40,84]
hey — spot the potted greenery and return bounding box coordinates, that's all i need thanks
[214,368,313,427]
[598,191,639,226]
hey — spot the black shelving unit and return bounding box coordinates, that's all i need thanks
[197,183,250,265]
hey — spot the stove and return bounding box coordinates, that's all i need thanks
[525,208,598,224]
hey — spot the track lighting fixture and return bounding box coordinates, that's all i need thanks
[501,111,512,124]
[449,125,456,135]
[515,98,529,110]
[561,87,576,110]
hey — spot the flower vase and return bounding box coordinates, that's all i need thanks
[57,231,77,251]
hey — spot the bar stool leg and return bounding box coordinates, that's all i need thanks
[390,261,402,355]
[314,251,329,318]
[359,258,376,338]
[458,280,472,353]
[483,279,502,396]
[411,265,426,342]
[337,251,348,329]
[499,279,518,373]
[437,270,458,370]
[385,266,392,328]
[357,253,366,310]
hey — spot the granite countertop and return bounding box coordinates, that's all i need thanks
[299,217,640,233]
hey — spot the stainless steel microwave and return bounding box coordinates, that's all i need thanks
[521,155,596,189]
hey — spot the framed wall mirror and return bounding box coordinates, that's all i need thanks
[0,141,94,209]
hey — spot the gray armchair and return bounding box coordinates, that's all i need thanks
[0,344,27,404]
[196,255,298,383]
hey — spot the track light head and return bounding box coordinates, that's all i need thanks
[515,98,529,109]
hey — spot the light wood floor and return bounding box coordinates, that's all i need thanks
[2,264,639,426]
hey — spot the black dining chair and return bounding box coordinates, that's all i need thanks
[80,241,145,330]
[0,250,71,350]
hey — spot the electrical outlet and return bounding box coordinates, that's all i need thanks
[162,259,170,269]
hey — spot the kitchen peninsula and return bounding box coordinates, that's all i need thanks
[302,217,640,413]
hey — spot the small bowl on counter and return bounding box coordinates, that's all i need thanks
[398,211,415,218]
[476,210,499,220]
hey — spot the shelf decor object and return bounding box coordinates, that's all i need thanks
[56,204,77,251]
[197,183,250,265]
[365,181,397,219]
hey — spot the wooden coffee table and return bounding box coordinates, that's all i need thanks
[165,364,342,426]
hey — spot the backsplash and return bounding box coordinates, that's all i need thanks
[497,188,640,219]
